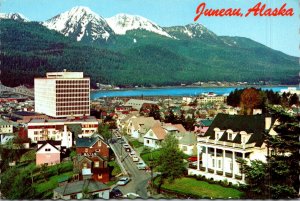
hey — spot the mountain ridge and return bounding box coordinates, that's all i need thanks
[0,7,298,87]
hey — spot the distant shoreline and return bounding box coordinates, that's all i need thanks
[90,85,298,99]
[91,84,297,92]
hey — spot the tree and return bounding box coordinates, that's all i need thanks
[241,106,299,199]
[155,135,186,193]
[164,109,176,124]
[0,167,37,199]
[240,88,262,115]
[149,105,161,121]
[288,93,299,106]
[98,124,112,143]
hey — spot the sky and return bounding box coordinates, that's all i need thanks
[1,0,299,57]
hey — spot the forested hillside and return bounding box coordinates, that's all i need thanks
[0,19,298,87]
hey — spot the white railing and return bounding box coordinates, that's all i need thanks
[198,137,255,149]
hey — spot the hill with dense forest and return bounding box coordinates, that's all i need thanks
[0,10,298,87]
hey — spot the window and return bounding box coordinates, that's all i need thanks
[85,148,88,153]
[146,140,150,144]
[241,137,246,144]
[228,133,232,140]
[230,162,233,170]
[34,131,38,135]
[83,163,87,169]
[94,161,99,168]
[212,159,215,168]
[182,146,187,151]
[45,148,51,152]
[218,160,221,169]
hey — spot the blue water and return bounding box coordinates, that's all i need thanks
[91,86,297,99]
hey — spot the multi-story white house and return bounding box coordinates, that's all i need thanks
[144,123,187,149]
[126,116,160,139]
[188,113,276,185]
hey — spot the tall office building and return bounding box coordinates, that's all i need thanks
[35,70,90,118]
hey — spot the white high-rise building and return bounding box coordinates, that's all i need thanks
[35,70,90,118]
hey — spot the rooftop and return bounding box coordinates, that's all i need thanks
[54,179,109,196]
[204,113,270,147]
[29,116,98,124]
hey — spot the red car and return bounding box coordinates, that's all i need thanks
[188,156,198,162]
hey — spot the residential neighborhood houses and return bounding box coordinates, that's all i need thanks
[0,71,299,199]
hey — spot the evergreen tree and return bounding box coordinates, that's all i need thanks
[155,135,186,193]
[241,106,299,199]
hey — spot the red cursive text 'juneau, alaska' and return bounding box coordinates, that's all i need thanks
[194,2,294,21]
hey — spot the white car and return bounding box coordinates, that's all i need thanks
[123,193,140,199]
[129,151,135,157]
[132,156,139,162]
[117,177,130,186]
[137,162,147,170]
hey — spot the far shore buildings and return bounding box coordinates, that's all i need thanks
[189,113,277,185]
[34,70,90,118]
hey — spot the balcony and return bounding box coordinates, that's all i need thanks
[197,137,255,149]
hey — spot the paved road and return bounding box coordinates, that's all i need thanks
[109,131,151,198]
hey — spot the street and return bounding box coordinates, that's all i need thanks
[109,131,151,198]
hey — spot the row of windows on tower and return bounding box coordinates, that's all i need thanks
[56,98,89,102]
[56,89,89,93]
[56,80,89,84]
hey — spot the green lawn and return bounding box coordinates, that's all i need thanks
[20,150,36,162]
[130,140,144,149]
[108,160,121,176]
[155,177,244,199]
[35,171,73,193]
[140,149,162,165]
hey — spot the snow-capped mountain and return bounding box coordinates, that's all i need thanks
[165,23,218,40]
[43,6,114,42]
[106,13,172,38]
[0,13,28,22]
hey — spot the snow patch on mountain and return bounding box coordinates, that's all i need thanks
[43,6,113,41]
[106,13,172,38]
[0,13,28,22]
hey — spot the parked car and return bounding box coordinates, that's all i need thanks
[123,144,130,148]
[132,156,139,162]
[123,193,140,199]
[116,135,122,139]
[137,162,147,170]
[129,151,135,157]
[110,188,123,198]
[125,147,131,152]
[188,156,198,162]
[117,177,131,186]
[119,139,126,144]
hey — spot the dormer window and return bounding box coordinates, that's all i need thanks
[226,129,234,141]
[241,136,246,144]
[228,133,233,141]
